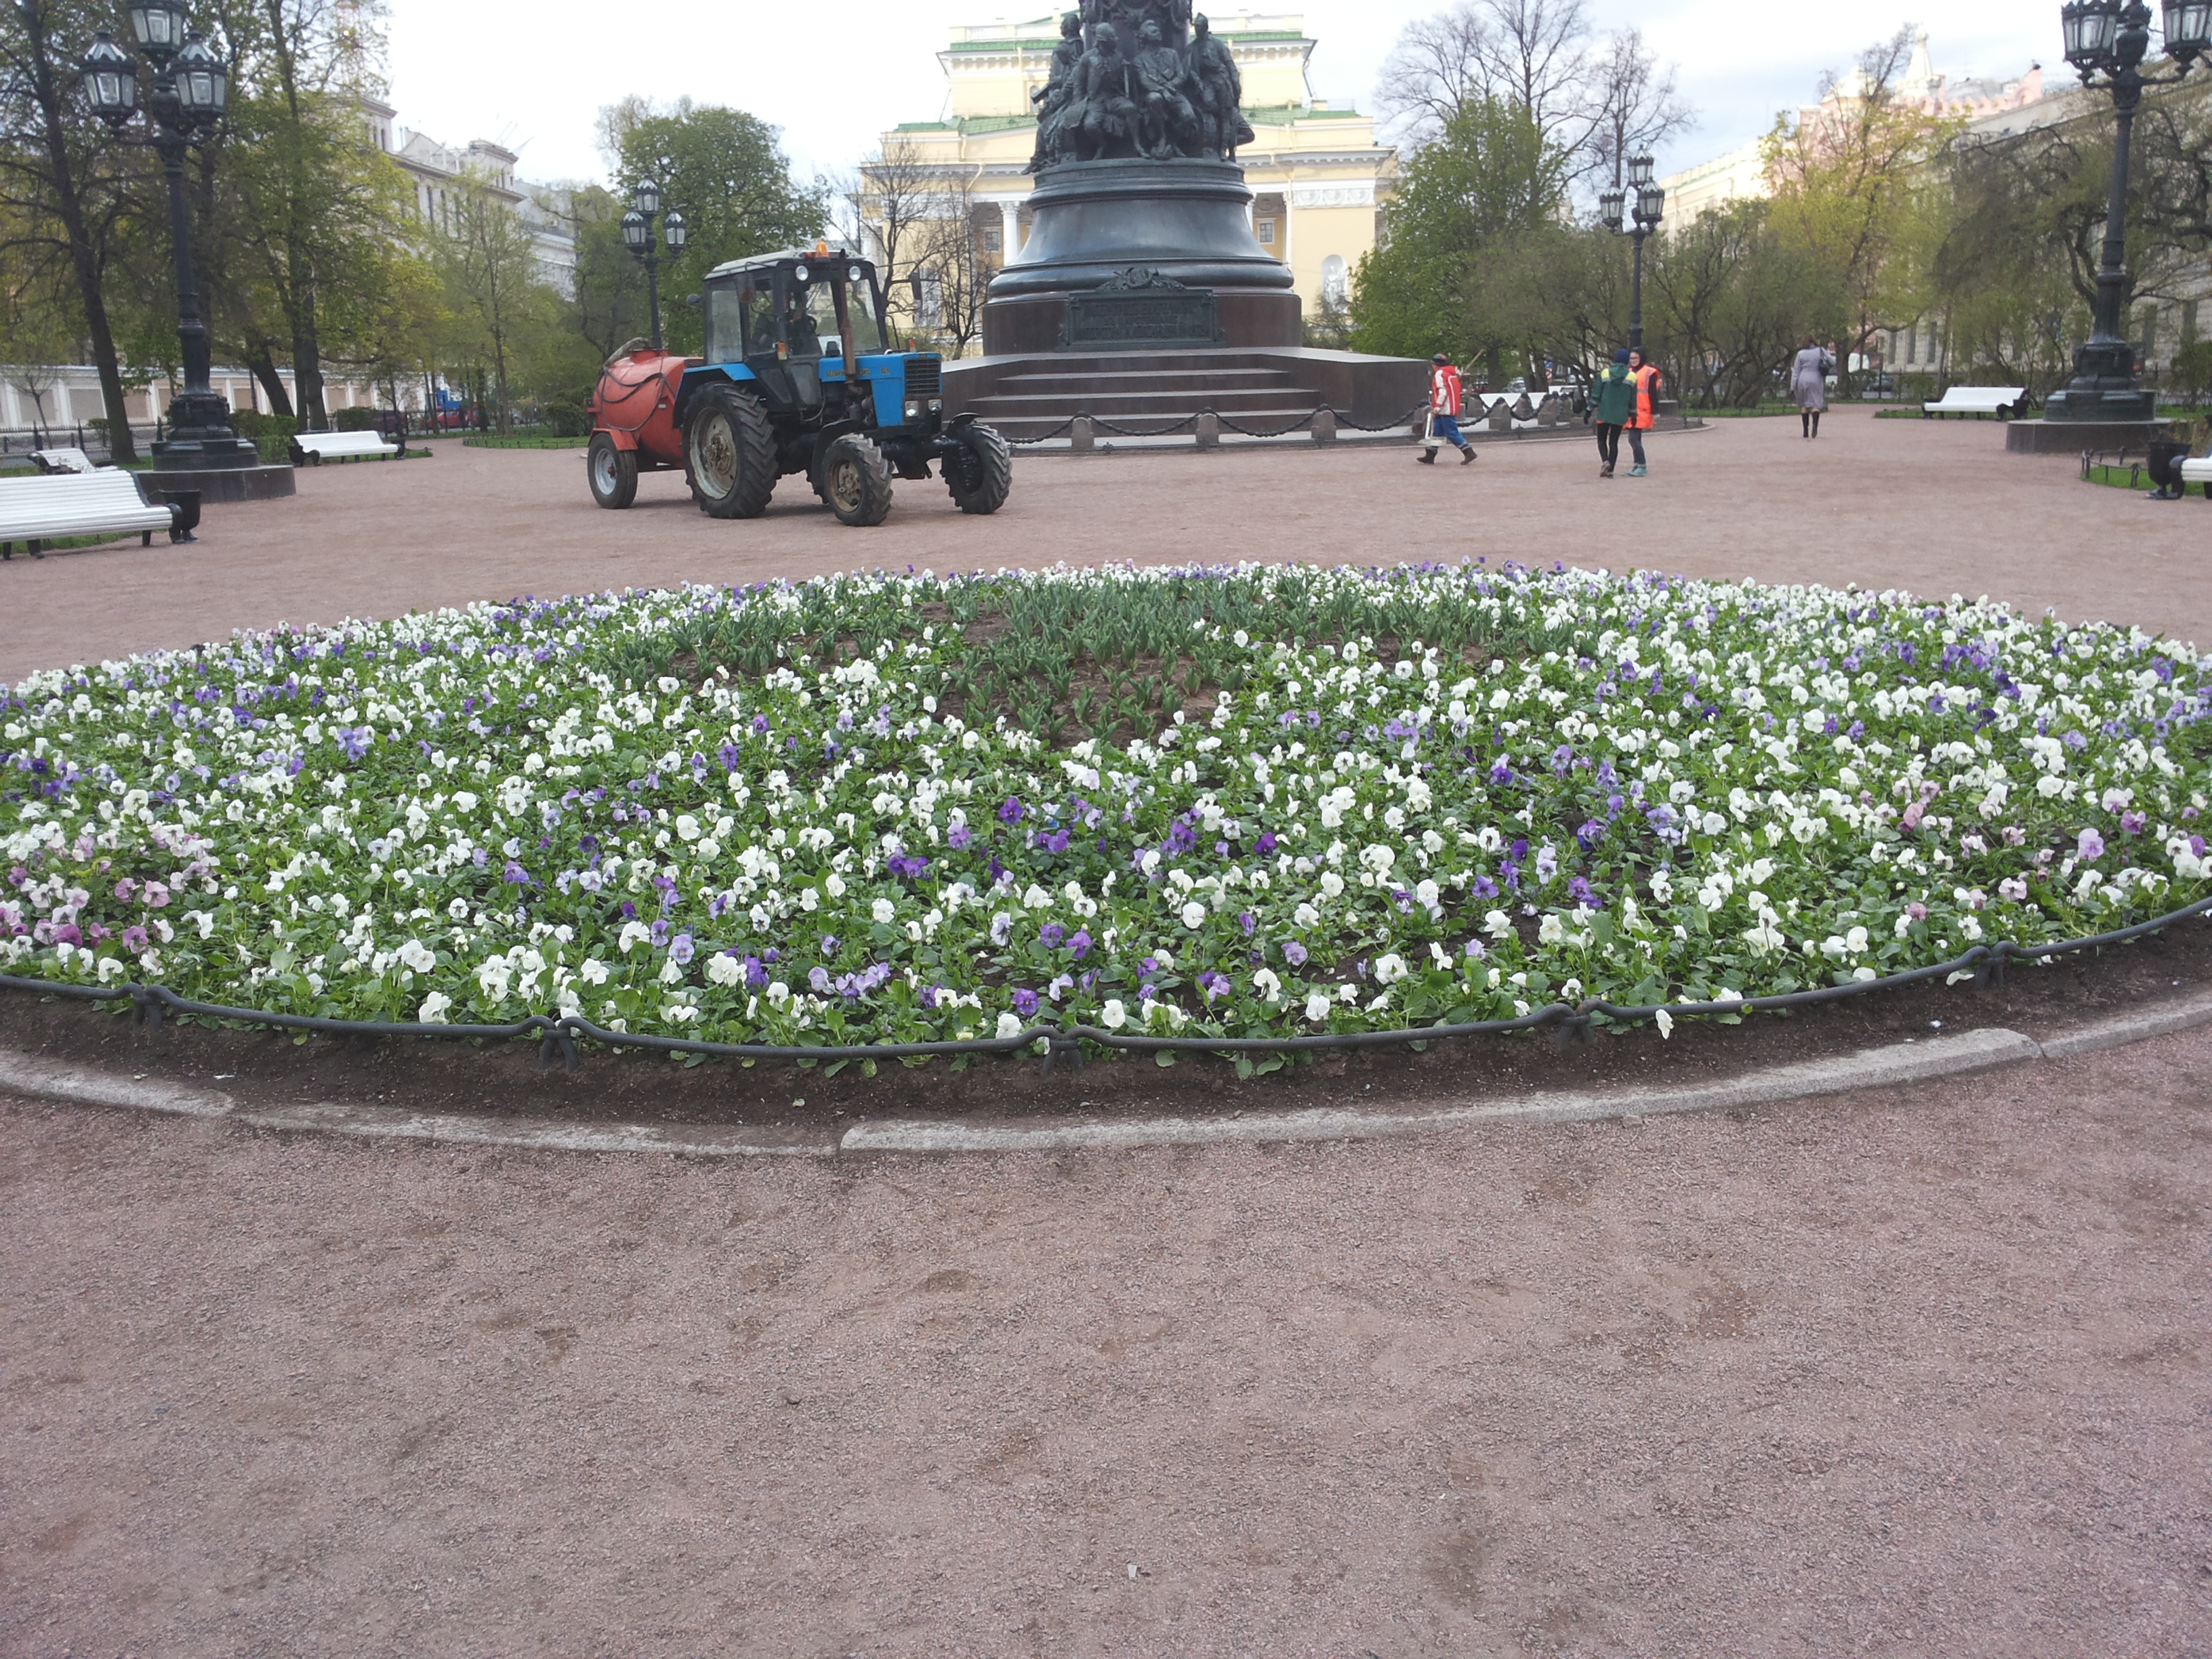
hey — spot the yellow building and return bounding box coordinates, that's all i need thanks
[875,12,1395,323]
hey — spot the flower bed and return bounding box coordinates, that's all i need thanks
[5,563,2210,1063]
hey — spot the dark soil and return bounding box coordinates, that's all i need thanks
[3,918,2208,1130]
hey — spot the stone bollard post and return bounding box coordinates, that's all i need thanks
[1311,408,1336,443]
[1071,415,1096,453]
[1488,398,1513,432]
[1195,411,1221,449]
[1536,395,1561,428]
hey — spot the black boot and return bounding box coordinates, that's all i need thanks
[1459,445,1476,464]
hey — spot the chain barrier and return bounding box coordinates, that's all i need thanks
[7,895,2208,1078]
[1005,417,1078,447]
[1002,405,1427,445]
[1086,412,1204,438]
[1334,404,1429,434]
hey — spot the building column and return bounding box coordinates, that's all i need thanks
[999,199,1022,255]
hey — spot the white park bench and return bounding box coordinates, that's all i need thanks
[0,468,182,560]
[1923,386,2030,419]
[288,430,402,464]
[2179,453,2212,499]
[30,447,99,474]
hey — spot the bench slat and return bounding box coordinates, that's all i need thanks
[0,471,173,540]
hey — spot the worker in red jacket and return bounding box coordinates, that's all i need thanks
[1624,346,1662,476]
[1418,353,1477,465]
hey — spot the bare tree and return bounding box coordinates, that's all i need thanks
[853,136,978,337]
[1585,28,1694,188]
[1376,0,1689,188]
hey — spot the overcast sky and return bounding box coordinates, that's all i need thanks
[382,0,2063,187]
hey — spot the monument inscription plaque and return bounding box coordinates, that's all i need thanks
[1061,267,1221,350]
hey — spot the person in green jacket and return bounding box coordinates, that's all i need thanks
[1589,348,1635,478]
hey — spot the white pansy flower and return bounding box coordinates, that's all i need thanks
[1180,901,1208,929]
[1305,990,1333,1021]
[417,991,453,1023]
[397,939,435,973]
[1101,999,1128,1029]
[872,897,897,924]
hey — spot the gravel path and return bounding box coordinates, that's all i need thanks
[5,1027,2207,1656]
[3,409,2206,678]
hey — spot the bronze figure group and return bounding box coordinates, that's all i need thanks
[1027,6,1256,171]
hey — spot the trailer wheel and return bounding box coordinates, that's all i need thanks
[943,422,1012,515]
[685,384,776,519]
[819,434,894,527]
[587,434,638,508]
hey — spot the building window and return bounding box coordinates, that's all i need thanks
[1319,254,1347,303]
[2139,304,2159,359]
[1256,218,1275,245]
[983,227,1001,253]
[1904,325,1917,365]
[2185,300,2200,343]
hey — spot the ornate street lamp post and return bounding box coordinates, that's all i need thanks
[81,1,255,468]
[1599,154,1666,353]
[2045,0,2209,420]
[620,180,686,352]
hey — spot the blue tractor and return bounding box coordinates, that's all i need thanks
[586,244,1010,527]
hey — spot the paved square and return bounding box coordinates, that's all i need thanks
[1,409,2204,678]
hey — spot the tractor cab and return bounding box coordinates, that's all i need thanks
[700,249,894,415]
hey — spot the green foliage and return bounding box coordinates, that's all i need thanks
[228,409,297,439]
[2172,339,2212,410]
[331,406,381,430]
[1645,200,1832,407]
[542,400,591,437]
[1349,97,1568,373]
[598,96,827,356]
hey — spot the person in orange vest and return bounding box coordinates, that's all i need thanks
[1418,353,1477,465]
[1623,346,1661,476]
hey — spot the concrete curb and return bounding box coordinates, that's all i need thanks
[4,991,2208,1158]
[838,1028,2040,1154]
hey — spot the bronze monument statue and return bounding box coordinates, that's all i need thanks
[1028,6,1253,170]
[1027,13,1086,174]
[1188,15,1254,159]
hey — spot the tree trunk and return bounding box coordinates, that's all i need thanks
[21,4,138,462]
[243,345,294,417]
[290,287,327,430]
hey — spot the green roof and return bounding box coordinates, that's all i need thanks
[1219,29,1307,40]
[1244,104,1366,123]
[945,37,1060,52]
[892,121,955,132]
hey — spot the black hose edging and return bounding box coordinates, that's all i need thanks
[5,895,2208,1073]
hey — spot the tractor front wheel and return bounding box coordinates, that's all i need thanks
[586,434,637,509]
[819,434,894,527]
[943,421,1012,514]
[685,384,776,519]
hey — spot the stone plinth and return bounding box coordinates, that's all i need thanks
[983,157,1297,356]
[142,463,296,502]
[2005,419,2176,455]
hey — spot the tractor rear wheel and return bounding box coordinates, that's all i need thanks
[943,421,1012,514]
[685,384,776,519]
[819,434,894,527]
[587,434,637,508]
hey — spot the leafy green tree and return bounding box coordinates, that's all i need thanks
[1348,96,1567,381]
[0,0,155,457]
[596,96,825,356]
[1761,30,1955,394]
[430,169,555,433]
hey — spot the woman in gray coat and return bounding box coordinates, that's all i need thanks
[1790,335,1837,438]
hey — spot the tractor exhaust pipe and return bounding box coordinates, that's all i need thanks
[830,262,860,392]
